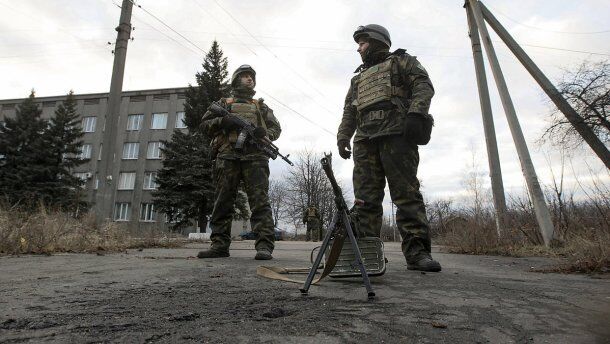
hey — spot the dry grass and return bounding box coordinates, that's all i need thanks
[550,230,610,273]
[0,207,183,256]
[434,216,609,274]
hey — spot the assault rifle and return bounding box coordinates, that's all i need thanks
[208,102,294,166]
[300,153,375,300]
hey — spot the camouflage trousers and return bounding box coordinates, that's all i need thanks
[306,220,322,241]
[209,158,275,253]
[353,135,431,262]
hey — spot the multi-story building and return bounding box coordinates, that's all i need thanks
[0,87,192,231]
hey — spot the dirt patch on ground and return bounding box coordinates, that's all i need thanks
[1,242,609,343]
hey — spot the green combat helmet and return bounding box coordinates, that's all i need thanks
[353,24,391,49]
[230,64,256,87]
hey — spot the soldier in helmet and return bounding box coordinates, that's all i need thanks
[337,24,442,272]
[198,64,281,260]
[302,205,322,241]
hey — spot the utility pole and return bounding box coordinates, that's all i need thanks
[465,2,507,236]
[95,0,133,221]
[466,0,555,247]
[478,2,610,170]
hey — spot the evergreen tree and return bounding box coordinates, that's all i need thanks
[183,40,229,130]
[43,91,87,212]
[0,91,49,208]
[153,131,214,231]
[153,41,230,232]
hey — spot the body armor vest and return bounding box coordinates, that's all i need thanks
[307,208,317,217]
[226,98,266,143]
[354,56,406,111]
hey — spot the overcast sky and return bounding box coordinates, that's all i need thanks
[1,0,609,212]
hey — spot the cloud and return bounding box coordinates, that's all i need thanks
[1,0,608,212]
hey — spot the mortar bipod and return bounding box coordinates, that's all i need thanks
[299,208,375,300]
[300,153,376,300]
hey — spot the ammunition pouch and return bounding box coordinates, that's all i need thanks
[404,113,434,145]
[326,237,386,278]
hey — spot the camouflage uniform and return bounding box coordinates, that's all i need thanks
[302,206,322,241]
[201,79,281,255]
[337,26,435,263]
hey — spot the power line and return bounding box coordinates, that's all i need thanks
[133,27,610,58]
[113,1,202,56]
[128,0,206,54]
[211,0,337,110]
[190,0,340,117]
[517,43,610,57]
[132,14,202,56]
[486,4,610,35]
[259,91,336,137]
[128,0,338,136]
[190,0,259,57]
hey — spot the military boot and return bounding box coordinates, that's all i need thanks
[407,254,442,272]
[254,249,273,260]
[197,249,230,259]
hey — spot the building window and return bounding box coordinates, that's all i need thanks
[143,172,158,190]
[114,202,131,221]
[77,144,92,160]
[140,203,156,222]
[94,173,99,190]
[127,114,144,131]
[151,113,168,129]
[98,144,103,160]
[118,172,136,190]
[82,117,96,133]
[147,141,163,159]
[175,111,186,129]
[122,142,139,159]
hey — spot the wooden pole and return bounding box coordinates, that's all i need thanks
[95,0,133,221]
[468,0,555,247]
[480,2,610,169]
[465,2,507,236]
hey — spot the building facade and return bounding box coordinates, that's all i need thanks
[0,87,193,231]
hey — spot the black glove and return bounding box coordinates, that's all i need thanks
[220,115,240,130]
[403,113,425,143]
[337,139,352,159]
[253,127,267,139]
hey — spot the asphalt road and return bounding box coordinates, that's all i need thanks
[1,241,609,343]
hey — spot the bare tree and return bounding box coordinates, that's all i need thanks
[268,179,288,228]
[542,60,610,148]
[284,150,342,233]
[461,148,490,227]
[427,198,455,237]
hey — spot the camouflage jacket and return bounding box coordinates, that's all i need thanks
[201,97,282,160]
[302,207,321,224]
[337,49,435,142]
